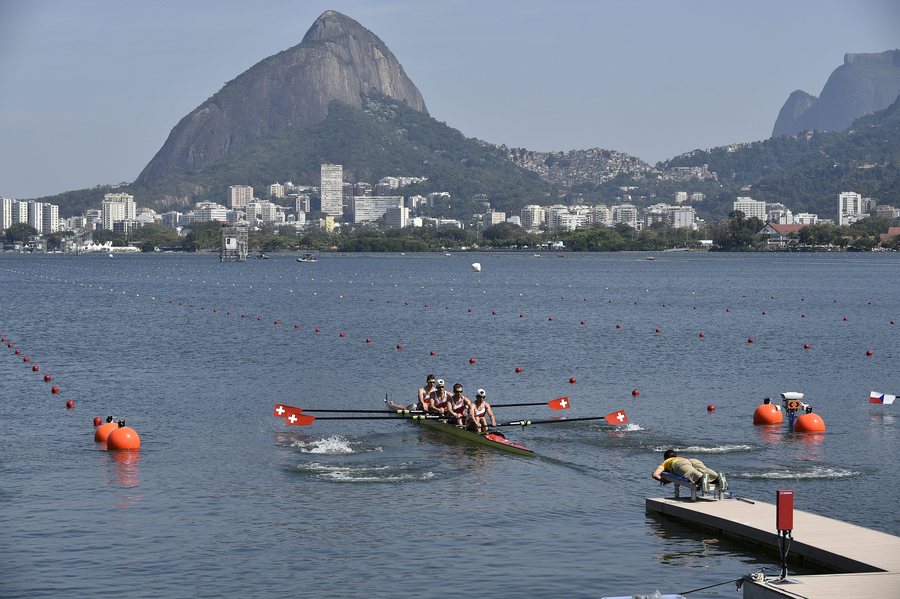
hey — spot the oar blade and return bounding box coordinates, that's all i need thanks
[273,403,302,417]
[285,412,316,426]
[604,409,628,425]
[548,396,570,410]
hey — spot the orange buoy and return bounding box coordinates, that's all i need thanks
[107,421,141,451]
[707,405,716,412]
[93,416,102,427]
[66,400,75,409]
[794,411,826,433]
[632,389,640,397]
[753,397,783,425]
[51,386,60,394]
[14,348,21,354]
[94,418,118,442]
[747,337,754,343]
[469,358,476,364]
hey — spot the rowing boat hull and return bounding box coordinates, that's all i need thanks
[386,400,534,456]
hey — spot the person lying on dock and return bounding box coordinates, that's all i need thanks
[468,389,497,433]
[429,379,452,416]
[652,449,720,491]
[448,383,472,427]
[417,374,437,411]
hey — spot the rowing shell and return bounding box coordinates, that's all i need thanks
[385,400,534,457]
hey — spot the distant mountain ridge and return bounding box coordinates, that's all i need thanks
[136,10,427,185]
[772,50,900,137]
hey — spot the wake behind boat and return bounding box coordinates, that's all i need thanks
[385,399,534,456]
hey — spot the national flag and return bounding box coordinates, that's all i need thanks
[869,392,896,405]
[605,409,628,425]
[273,404,302,418]
[548,396,571,410]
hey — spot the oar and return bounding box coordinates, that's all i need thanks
[495,416,608,427]
[491,396,571,410]
[295,408,425,414]
[284,413,442,426]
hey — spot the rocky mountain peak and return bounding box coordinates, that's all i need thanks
[136,10,427,185]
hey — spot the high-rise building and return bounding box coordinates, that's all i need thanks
[229,185,254,209]
[12,200,29,225]
[733,197,766,221]
[838,191,864,226]
[27,201,44,233]
[100,193,136,230]
[674,191,688,204]
[295,195,311,214]
[520,205,546,231]
[0,197,13,232]
[320,164,343,217]
[268,183,285,198]
[611,204,639,228]
[482,210,506,227]
[162,211,183,229]
[42,204,59,234]
[385,206,410,229]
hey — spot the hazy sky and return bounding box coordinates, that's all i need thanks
[1,0,898,199]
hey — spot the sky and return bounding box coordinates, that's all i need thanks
[1,0,898,199]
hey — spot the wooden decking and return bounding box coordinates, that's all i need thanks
[646,496,900,598]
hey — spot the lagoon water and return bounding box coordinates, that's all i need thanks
[1,252,898,598]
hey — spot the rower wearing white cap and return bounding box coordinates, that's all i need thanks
[428,379,452,416]
[468,389,497,433]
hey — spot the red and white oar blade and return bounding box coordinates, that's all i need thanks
[605,409,628,425]
[273,403,303,417]
[548,396,571,410]
[284,412,316,426]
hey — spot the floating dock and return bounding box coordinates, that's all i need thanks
[646,496,900,598]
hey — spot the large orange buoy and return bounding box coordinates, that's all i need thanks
[94,417,118,442]
[107,421,141,451]
[794,411,826,433]
[753,397,783,425]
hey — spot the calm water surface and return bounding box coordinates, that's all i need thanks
[1,252,898,598]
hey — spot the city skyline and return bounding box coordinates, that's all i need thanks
[1,0,898,199]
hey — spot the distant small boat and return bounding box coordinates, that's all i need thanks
[297,253,318,263]
[444,252,452,257]
[471,262,481,272]
[645,256,656,261]
[256,253,269,259]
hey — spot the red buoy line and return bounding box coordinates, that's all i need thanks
[2,265,894,422]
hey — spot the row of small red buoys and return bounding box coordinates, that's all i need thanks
[2,335,69,403]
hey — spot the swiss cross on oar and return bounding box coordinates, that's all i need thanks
[605,409,628,425]
[273,404,316,425]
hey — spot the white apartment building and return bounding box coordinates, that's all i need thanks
[246,200,282,224]
[229,185,253,209]
[192,203,229,223]
[733,197,766,221]
[838,191,864,226]
[85,209,102,231]
[42,203,59,234]
[674,191,688,204]
[483,210,506,227]
[766,203,793,225]
[352,195,403,224]
[101,193,136,230]
[385,206,410,229]
[668,206,696,229]
[591,205,611,227]
[320,164,343,217]
[520,205,546,231]
[12,200,29,225]
[0,197,13,231]
[27,201,44,232]
[162,211,183,229]
[611,204,639,228]
[691,193,705,203]
[268,183,285,198]
[793,213,819,225]
[295,195,311,214]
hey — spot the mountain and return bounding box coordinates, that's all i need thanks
[772,50,900,137]
[666,95,900,217]
[136,10,427,185]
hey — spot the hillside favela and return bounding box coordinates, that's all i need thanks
[2,6,900,599]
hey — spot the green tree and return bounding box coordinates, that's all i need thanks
[5,223,39,243]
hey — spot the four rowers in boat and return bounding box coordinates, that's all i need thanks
[416,374,497,433]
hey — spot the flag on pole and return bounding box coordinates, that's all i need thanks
[869,392,896,405]
[548,397,571,410]
[605,409,628,425]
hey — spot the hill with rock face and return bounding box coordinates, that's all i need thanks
[772,50,900,137]
[136,10,428,185]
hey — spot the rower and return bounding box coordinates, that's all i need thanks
[417,374,437,411]
[468,389,497,433]
[448,383,472,427]
[429,379,451,416]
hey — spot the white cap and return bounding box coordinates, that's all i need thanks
[476,389,486,397]
[436,379,445,387]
